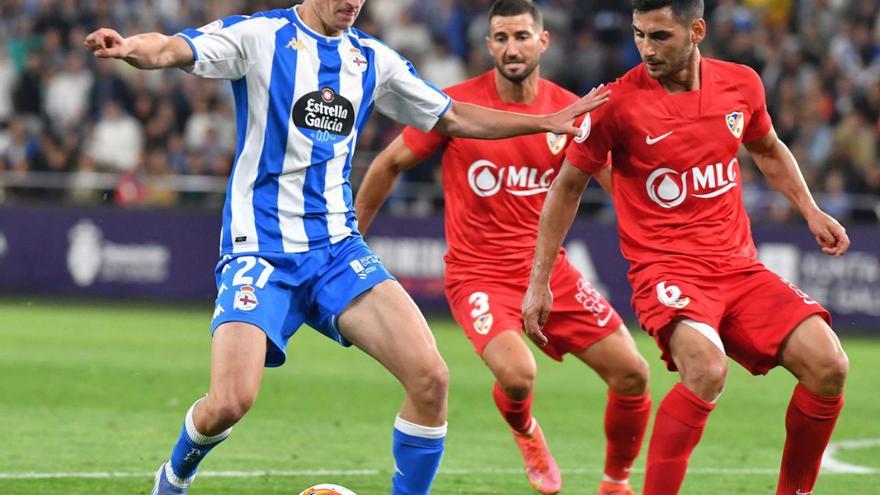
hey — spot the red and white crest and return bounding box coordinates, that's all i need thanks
[546,132,567,155]
[726,111,744,139]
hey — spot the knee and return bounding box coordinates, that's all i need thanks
[811,350,849,395]
[681,356,728,401]
[608,357,650,396]
[206,391,257,428]
[495,362,537,400]
[407,357,449,410]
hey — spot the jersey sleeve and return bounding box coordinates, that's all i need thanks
[369,43,452,132]
[177,15,267,80]
[401,126,449,159]
[565,100,617,175]
[741,66,773,143]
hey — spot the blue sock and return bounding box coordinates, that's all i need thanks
[391,415,446,495]
[167,400,232,480]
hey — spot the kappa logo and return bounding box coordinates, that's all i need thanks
[645,158,739,208]
[286,38,307,51]
[233,285,259,312]
[546,132,567,155]
[726,111,745,139]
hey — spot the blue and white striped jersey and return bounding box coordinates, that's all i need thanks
[177,7,451,255]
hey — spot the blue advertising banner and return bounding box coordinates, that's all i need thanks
[1,206,878,331]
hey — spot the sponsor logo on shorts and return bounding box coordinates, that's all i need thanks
[350,255,380,280]
[474,313,494,335]
[656,281,690,309]
[575,278,613,326]
[233,285,259,311]
[780,277,818,305]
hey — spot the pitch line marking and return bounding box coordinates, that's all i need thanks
[1,464,877,480]
[821,438,880,474]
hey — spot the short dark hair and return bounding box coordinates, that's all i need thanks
[488,0,543,29]
[632,0,704,23]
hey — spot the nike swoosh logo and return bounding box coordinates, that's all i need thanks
[597,310,614,327]
[646,131,674,145]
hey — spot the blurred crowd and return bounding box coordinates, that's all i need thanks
[0,0,878,221]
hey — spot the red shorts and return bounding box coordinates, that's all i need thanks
[630,261,830,375]
[445,256,623,361]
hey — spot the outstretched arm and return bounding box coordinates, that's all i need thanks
[435,85,609,139]
[84,28,193,69]
[522,161,592,345]
[355,135,423,234]
[746,129,850,256]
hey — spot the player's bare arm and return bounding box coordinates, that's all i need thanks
[435,85,609,139]
[522,161,592,346]
[84,28,194,69]
[745,129,850,257]
[355,135,422,233]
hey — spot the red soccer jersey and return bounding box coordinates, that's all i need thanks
[403,71,580,280]
[566,58,773,276]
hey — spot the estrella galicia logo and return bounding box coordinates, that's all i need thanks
[293,87,355,144]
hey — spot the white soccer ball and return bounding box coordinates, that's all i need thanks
[298,483,358,495]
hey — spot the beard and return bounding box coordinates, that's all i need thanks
[496,57,539,83]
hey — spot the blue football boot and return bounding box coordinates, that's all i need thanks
[151,462,193,495]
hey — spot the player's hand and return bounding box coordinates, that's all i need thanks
[546,85,610,136]
[522,283,553,347]
[806,209,850,256]
[84,28,130,59]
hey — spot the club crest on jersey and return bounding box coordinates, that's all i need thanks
[348,48,369,73]
[473,313,494,335]
[726,111,744,139]
[233,285,259,312]
[546,132,567,155]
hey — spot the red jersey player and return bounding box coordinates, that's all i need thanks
[356,2,651,494]
[523,1,851,494]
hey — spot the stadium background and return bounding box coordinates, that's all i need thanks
[0,0,878,494]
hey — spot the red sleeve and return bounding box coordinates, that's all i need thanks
[565,101,616,175]
[401,125,449,159]
[741,66,773,144]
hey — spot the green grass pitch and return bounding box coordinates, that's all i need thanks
[0,299,878,494]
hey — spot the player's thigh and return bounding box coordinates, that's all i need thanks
[778,315,848,393]
[336,279,444,384]
[481,330,537,392]
[544,258,625,359]
[720,269,833,376]
[573,325,648,394]
[209,322,267,402]
[445,279,526,357]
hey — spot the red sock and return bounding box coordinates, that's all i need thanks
[643,383,715,495]
[492,382,533,433]
[604,389,652,481]
[777,383,843,495]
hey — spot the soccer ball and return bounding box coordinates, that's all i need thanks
[298,483,357,495]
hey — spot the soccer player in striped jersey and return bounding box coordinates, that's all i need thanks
[84,1,609,494]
